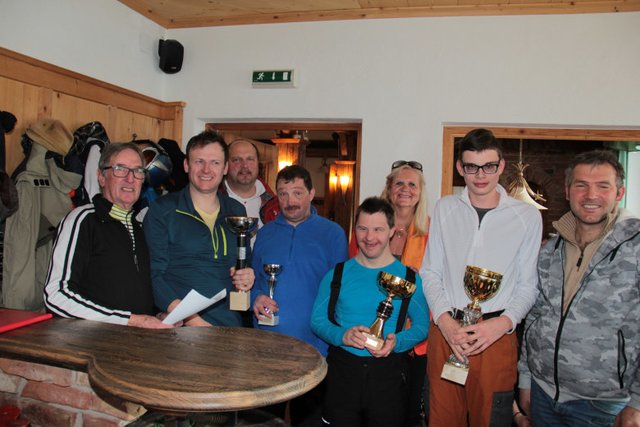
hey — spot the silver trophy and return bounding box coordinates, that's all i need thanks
[225,216,259,311]
[258,264,282,326]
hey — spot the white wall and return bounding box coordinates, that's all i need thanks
[0,0,167,100]
[627,151,640,215]
[2,0,639,209]
[165,13,640,208]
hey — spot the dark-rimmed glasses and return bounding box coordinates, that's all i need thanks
[102,165,146,180]
[392,160,423,172]
[461,162,500,175]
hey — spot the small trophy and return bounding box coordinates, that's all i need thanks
[258,264,282,326]
[225,216,259,311]
[441,265,503,385]
[363,271,416,351]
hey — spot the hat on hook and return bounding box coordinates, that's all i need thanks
[25,119,73,155]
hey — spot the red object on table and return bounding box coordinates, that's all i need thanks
[0,309,52,333]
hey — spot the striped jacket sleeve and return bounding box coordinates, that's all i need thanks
[43,205,131,325]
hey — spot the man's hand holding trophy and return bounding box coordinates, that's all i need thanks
[440,265,503,386]
[361,271,416,353]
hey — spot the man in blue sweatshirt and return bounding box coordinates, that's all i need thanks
[312,197,429,427]
[251,164,348,425]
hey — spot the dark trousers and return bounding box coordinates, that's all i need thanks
[322,346,409,427]
[262,381,325,426]
[406,352,427,427]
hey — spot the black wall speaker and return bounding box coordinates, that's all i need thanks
[158,39,184,74]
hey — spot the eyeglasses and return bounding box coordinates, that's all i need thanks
[102,165,147,180]
[391,160,423,172]
[461,162,500,175]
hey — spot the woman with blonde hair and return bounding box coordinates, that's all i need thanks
[348,159,430,426]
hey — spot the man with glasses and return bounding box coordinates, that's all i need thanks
[44,143,173,328]
[420,128,542,426]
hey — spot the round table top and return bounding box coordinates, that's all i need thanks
[0,318,327,413]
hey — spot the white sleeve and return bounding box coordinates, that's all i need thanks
[419,201,452,324]
[84,145,101,199]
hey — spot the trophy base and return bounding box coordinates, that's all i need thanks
[363,333,384,351]
[258,314,279,326]
[441,362,469,385]
[229,291,250,311]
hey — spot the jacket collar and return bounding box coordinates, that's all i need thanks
[177,184,235,218]
[274,205,318,227]
[460,184,510,210]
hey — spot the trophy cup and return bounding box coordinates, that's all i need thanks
[441,265,503,385]
[258,264,282,326]
[363,271,417,351]
[225,216,259,311]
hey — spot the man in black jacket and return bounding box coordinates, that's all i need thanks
[44,142,172,328]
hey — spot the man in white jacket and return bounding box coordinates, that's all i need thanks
[420,128,542,427]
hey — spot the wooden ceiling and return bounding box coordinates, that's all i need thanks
[118,0,640,28]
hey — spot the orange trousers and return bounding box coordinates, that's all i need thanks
[427,320,517,427]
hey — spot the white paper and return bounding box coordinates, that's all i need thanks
[162,289,227,324]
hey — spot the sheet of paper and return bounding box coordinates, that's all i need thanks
[162,289,227,324]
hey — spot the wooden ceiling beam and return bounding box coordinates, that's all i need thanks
[119,0,640,28]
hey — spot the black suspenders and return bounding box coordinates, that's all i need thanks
[328,262,415,333]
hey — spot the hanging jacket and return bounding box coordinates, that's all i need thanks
[2,143,81,310]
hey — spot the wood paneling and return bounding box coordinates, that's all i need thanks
[0,47,184,174]
[118,0,640,28]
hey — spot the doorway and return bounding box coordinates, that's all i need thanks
[208,121,362,239]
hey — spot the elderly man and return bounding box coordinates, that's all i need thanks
[518,150,640,427]
[219,138,278,232]
[144,131,254,327]
[44,143,170,328]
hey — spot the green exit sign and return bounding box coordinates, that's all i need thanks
[252,70,295,87]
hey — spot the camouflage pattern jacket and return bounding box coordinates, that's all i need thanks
[519,209,640,409]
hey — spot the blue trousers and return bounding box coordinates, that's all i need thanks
[531,380,626,427]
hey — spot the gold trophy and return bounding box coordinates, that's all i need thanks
[225,216,259,311]
[441,265,503,385]
[363,272,417,351]
[258,264,282,326]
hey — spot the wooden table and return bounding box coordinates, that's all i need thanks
[0,318,327,414]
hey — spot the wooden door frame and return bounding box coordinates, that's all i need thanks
[441,126,640,196]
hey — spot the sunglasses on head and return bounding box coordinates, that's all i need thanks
[391,160,423,172]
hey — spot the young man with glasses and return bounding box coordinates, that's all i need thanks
[44,143,173,328]
[419,128,542,427]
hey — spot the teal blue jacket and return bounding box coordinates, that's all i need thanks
[143,186,246,326]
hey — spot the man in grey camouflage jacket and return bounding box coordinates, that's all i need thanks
[518,150,640,427]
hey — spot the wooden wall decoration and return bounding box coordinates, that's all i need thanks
[0,47,185,175]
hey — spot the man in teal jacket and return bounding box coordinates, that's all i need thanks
[144,131,254,327]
